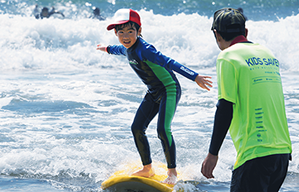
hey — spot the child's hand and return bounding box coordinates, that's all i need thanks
[195,75,213,91]
[96,44,107,52]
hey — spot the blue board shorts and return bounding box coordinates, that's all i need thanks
[230,154,290,192]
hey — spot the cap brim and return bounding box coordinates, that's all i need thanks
[107,20,130,30]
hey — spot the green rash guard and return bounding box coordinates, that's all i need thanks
[217,42,292,169]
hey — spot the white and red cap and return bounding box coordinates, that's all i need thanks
[107,9,141,31]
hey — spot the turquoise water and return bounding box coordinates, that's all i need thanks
[0,0,299,191]
[1,0,299,20]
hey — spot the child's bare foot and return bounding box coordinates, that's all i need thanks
[131,164,155,178]
[162,168,177,185]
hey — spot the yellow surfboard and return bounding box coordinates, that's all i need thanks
[101,161,178,192]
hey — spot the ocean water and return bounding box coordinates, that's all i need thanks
[0,0,299,191]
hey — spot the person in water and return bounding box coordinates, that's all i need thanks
[97,9,212,185]
[32,4,40,19]
[201,7,292,192]
[33,5,65,19]
[90,7,105,21]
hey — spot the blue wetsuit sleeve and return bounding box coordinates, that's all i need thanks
[107,45,127,56]
[142,44,198,81]
[171,60,198,81]
[209,99,233,156]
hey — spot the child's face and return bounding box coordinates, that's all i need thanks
[115,24,141,49]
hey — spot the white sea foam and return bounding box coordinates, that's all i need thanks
[1,11,299,72]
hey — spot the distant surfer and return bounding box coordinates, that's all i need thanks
[90,7,105,21]
[97,9,212,185]
[201,7,292,192]
[33,5,65,19]
[33,4,40,19]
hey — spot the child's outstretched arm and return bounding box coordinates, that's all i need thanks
[96,44,127,56]
[97,44,107,52]
[195,75,213,91]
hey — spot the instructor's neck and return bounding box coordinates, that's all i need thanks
[229,35,248,47]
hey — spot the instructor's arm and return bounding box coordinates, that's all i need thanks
[201,99,233,179]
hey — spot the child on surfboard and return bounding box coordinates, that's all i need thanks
[97,8,212,184]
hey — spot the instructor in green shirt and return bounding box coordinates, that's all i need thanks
[201,7,292,192]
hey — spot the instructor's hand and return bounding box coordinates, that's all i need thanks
[195,75,213,91]
[201,153,218,179]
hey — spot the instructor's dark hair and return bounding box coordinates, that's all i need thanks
[215,25,246,41]
[212,8,247,41]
